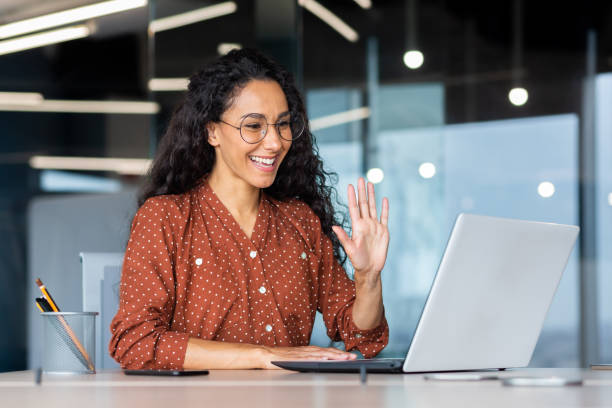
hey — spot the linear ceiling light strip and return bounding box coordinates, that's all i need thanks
[0,92,43,105]
[353,0,372,9]
[0,0,148,40]
[0,99,159,114]
[29,156,152,175]
[309,107,371,131]
[149,1,237,33]
[0,25,90,56]
[298,0,359,42]
[148,78,189,91]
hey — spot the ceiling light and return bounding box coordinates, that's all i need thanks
[403,50,424,69]
[537,181,555,198]
[148,78,189,92]
[0,25,90,56]
[353,0,372,9]
[366,168,384,184]
[298,0,359,42]
[217,42,241,55]
[149,1,237,33]
[0,0,146,40]
[0,92,43,105]
[418,162,436,179]
[508,87,528,106]
[0,99,159,114]
[309,107,370,131]
[30,156,152,175]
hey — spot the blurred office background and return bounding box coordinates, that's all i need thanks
[1,0,611,371]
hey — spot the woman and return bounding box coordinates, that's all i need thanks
[109,49,390,370]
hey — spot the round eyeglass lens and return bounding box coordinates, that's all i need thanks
[289,115,305,141]
[240,114,268,143]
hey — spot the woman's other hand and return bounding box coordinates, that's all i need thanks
[258,345,356,369]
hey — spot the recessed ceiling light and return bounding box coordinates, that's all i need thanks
[537,181,555,198]
[403,50,424,69]
[418,162,436,179]
[508,87,529,106]
[366,168,384,184]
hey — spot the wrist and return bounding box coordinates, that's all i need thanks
[354,271,381,292]
[251,345,270,369]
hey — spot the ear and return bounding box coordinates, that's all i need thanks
[206,122,220,147]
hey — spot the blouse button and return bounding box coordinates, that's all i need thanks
[249,250,257,259]
[259,286,266,294]
[195,258,203,266]
[265,324,273,332]
[300,252,307,259]
[355,333,363,339]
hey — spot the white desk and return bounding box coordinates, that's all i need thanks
[2,368,612,407]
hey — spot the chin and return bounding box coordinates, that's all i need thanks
[250,173,277,189]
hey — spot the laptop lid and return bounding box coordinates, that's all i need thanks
[402,213,579,372]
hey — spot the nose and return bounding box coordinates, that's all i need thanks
[262,123,283,151]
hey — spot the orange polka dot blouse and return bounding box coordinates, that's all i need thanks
[109,180,389,369]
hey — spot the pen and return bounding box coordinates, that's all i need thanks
[36,297,53,312]
[35,278,95,372]
[35,278,61,312]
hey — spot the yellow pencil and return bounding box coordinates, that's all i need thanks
[35,278,60,312]
[35,278,95,372]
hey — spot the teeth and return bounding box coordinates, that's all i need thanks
[250,156,275,165]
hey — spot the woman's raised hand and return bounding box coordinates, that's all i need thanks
[332,177,390,288]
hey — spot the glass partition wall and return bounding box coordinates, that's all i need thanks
[0,0,610,371]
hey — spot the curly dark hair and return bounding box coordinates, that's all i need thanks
[140,48,347,264]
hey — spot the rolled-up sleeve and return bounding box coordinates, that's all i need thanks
[315,221,389,358]
[109,197,189,369]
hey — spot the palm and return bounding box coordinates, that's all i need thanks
[332,178,390,282]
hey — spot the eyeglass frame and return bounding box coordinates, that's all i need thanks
[218,112,305,144]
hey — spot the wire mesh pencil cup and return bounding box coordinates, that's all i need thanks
[41,312,97,374]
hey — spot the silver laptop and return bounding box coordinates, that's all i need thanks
[272,213,579,373]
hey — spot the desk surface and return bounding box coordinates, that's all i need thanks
[2,368,612,407]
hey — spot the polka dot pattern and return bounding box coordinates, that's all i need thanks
[109,180,389,369]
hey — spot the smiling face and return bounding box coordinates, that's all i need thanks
[207,79,292,190]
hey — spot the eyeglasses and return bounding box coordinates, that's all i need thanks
[219,113,305,144]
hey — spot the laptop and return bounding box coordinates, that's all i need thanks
[272,213,579,373]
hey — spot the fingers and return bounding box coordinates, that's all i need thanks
[349,178,388,223]
[271,346,355,362]
[357,178,369,218]
[347,184,360,222]
[332,225,349,245]
[380,197,389,226]
[302,346,354,360]
[367,181,377,219]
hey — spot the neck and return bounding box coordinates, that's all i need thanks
[207,166,260,218]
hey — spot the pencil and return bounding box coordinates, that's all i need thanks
[35,278,60,312]
[35,278,95,372]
